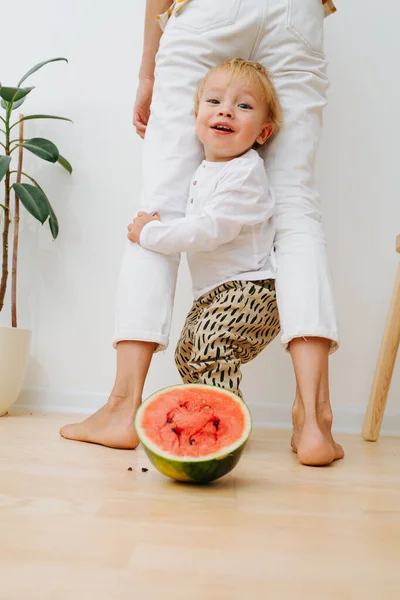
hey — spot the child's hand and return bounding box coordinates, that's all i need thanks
[127,211,160,244]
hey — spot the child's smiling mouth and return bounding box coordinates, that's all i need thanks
[211,121,235,134]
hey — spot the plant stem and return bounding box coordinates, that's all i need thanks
[11,116,24,328]
[0,104,12,312]
[10,171,42,189]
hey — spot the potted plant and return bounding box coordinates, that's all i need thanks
[0,58,72,416]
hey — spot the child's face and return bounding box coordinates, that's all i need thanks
[195,70,274,162]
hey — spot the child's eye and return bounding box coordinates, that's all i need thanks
[238,103,252,109]
[207,98,220,105]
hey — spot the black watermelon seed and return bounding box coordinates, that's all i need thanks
[172,427,181,435]
[127,467,133,471]
[189,439,195,445]
[167,418,173,423]
[141,468,148,472]
[214,420,220,430]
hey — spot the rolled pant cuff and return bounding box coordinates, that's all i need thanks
[281,330,339,355]
[113,330,168,353]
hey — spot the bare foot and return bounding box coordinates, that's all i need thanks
[60,395,140,449]
[291,400,344,467]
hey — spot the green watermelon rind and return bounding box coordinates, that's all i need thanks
[135,383,252,484]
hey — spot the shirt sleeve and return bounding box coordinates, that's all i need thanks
[139,160,272,255]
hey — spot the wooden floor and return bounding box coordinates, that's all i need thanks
[1,412,400,600]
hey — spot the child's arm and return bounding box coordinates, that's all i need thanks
[131,166,272,255]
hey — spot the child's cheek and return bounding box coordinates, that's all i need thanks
[195,120,206,145]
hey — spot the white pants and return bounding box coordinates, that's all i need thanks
[114,0,339,353]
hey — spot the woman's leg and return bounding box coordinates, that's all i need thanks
[60,1,255,446]
[255,0,343,464]
[290,337,344,465]
[60,341,155,448]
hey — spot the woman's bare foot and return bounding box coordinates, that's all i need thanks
[291,397,344,466]
[60,340,156,449]
[60,395,140,449]
[289,337,345,467]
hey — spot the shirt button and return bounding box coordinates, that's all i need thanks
[193,181,197,186]
[190,198,194,204]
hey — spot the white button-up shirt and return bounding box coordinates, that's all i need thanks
[140,149,276,299]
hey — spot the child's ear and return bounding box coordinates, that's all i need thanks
[256,123,275,146]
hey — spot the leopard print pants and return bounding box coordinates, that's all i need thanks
[175,279,280,398]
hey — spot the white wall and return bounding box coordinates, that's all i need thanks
[2,0,400,432]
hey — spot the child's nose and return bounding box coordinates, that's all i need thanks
[218,109,233,118]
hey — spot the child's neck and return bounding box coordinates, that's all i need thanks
[204,148,252,162]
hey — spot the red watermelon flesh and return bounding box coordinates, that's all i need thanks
[141,387,246,458]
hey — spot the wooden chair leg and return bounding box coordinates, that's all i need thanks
[362,262,400,441]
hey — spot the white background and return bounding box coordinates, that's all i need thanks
[1,0,400,431]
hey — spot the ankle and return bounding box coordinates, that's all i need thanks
[293,390,333,427]
[292,393,304,426]
[109,375,143,402]
[107,393,141,412]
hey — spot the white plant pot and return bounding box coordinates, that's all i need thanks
[0,326,32,416]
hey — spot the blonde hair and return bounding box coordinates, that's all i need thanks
[194,58,282,138]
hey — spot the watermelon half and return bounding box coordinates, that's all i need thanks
[135,384,252,483]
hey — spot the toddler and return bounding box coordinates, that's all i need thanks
[128,58,282,398]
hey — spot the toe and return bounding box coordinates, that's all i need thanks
[60,424,77,440]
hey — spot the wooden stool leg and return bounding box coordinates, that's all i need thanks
[362,263,400,441]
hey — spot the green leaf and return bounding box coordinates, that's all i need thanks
[13,183,50,224]
[11,97,26,111]
[0,155,11,182]
[0,86,34,103]
[11,114,73,130]
[20,138,59,163]
[18,58,68,87]
[48,204,59,239]
[2,96,27,111]
[13,179,59,239]
[57,154,72,174]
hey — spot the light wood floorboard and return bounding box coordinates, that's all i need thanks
[1,411,399,599]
